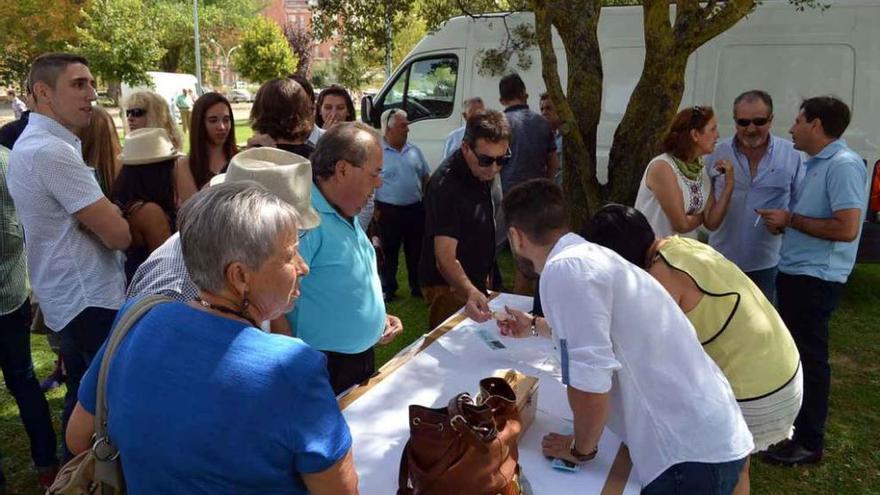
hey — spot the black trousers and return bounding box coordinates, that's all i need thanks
[59,306,117,460]
[0,301,57,481]
[776,272,844,452]
[323,347,376,396]
[376,200,424,296]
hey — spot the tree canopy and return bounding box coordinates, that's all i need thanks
[233,16,297,83]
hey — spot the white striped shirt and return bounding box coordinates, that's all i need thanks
[7,113,126,330]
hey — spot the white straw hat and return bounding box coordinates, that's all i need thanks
[210,147,321,229]
[119,128,184,165]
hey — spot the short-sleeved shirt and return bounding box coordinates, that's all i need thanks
[418,150,495,292]
[78,300,351,494]
[500,104,556,192]
[286,184,385,354]
[126,233,200,302]
[779,139,867,283]
[375,139,430,205]
[0,146,29,315]
[7,113,126,330]
[541,233,753,485]
[707,136,805,272]
[442,126,466,159]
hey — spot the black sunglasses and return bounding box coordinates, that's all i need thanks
[126,108,146,118]
[475,150,512,168]
[735,117,771,127]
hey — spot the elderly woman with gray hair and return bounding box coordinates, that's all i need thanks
[64,181,358,494]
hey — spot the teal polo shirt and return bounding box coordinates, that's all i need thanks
[779,139,867,283]
[287,184,385,353]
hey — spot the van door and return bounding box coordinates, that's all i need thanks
[370,51,464,168]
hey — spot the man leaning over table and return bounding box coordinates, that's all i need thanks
[284,122,404,395]
[498,179,753,494]
[419,109,511,329]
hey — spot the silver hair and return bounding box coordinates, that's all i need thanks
[180,181,301,294]
[381,108,407,135]
[462,96,484,111]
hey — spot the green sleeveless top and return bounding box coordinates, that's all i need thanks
[658,236,800,400]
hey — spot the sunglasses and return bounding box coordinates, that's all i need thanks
[474,150,512,168]
[735,117,771,127]
[689,105,705,129]
[126,108,146,118]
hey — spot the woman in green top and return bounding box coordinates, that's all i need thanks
[584,204,802,495]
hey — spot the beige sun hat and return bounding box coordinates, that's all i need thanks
[210,147,321,229]
[118,128,184,165]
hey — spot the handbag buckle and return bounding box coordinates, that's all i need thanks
[92,435,120,462]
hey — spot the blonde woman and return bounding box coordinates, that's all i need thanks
[78,105,121,196]
[124,90,183,149]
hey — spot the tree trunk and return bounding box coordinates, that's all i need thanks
[606,0,756,205]
[108,81,122,107]
[532,0,604,230]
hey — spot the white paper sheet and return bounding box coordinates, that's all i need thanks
[343,293,641,494]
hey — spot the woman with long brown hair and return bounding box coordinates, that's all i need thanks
[175,92,237,203]
[634,105,735,238]
[78,105,121,196]
[250,78,314,158]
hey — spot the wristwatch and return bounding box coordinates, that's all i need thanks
[530,314,539,337]
[570,438,598,463]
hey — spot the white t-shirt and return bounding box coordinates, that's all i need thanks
[634,153,710,238]
[540,233,753,485]
[7,113,126,330]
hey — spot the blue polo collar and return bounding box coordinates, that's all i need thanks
[813,139,847,160]
[382,138,413,154]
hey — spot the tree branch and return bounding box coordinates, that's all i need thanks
[679,0,755,50]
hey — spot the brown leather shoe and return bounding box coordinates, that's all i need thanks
[760,439,823,466]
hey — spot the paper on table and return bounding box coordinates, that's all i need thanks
[518,409,640,494]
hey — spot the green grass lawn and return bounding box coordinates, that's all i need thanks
[169,119,254,154]
[1,258,877,493]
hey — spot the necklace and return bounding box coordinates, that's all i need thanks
[196,298,258,327]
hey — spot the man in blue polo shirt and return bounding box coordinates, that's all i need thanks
[375,109,431,301]
[757,96,867,466]
[287,122,403,394]
[706,90,805,303]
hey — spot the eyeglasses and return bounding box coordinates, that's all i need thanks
[735,117,771,127]
[689,105,705,129]
[126,108,146,118]
[475,150,512,168]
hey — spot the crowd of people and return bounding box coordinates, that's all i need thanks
[0,50,868,495]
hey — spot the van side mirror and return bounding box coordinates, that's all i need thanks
[361,95,379,128]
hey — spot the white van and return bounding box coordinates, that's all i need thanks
[361,0,880,185]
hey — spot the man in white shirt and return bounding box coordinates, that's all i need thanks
[8,89,27,120]
[500,179,753,493]
[7,52,130,459]
[441,96,485,159]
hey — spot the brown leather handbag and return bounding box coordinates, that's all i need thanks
[397,377,523,495]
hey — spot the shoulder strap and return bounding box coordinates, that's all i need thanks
[94,295,172,440]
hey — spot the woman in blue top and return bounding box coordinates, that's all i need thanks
[66,181,357,494]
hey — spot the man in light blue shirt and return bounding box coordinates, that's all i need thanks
[706,90,805,303]
[442,97,485,159]
[286,122,403,395]
[757,97,867,467]
[375,109,431,300]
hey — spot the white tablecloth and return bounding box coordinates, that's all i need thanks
[342,293,641,494]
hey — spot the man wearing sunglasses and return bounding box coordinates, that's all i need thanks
[705,90,805,304]
[418,110,511,328]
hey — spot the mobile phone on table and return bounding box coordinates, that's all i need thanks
[551,457,580,473]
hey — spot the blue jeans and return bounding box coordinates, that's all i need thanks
[642,457,746,495]
[745,266,778,306]
[0,301,57,486]
[59,307,116,460]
